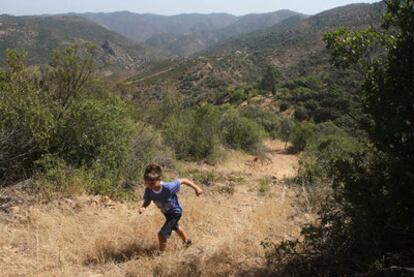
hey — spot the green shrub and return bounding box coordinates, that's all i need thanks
[161,103,222,161]
[279,101,290,112]
[0,51,56,182]
[240,106,282,139]
[220,108,266,153]
[52,97,134,172]
[294,106,309,121]
[123,122,174,183]
[192,170,222,186]
[162,112,193,160]
[258,177,271,194]
[277,117,295,148]
[187,104,222,161]
[35,154,85,198]
[290,122,316,153]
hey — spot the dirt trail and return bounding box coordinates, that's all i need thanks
[0,140,312,276]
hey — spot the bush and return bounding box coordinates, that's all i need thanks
[0,51,56,183]
[220,108,266,153]
[35,154,86,198]
[290,122,316,153]
[277,117,295,148]
[240,106,282,138]
[294,106,309,121]
[162,104,222,161]
[52,97,134,171]
[279,101,290,112]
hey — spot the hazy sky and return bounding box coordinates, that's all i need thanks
[1,0,378,16]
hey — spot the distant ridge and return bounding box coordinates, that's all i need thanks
[75,10,304,56]
[0,14,150,72]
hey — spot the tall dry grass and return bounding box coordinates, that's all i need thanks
[0,140,312,276]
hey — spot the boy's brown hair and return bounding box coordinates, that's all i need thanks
[144,163,162,181]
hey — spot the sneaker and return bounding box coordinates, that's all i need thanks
[184,239,192,248]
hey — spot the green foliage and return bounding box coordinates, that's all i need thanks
[278,117,295,148]
[258,177,270,194]
[35,154,85,198]
[52,97,134,173]
[259,64,281,94]
[275,1,414,274]
[226,86,258,104]
[290,121,316,153]
[240,106,281,138]
[0,45,168,198]
[220,107,266,154]
[323,27,386,68]
[161,101,222,161]
[293,106,309,121]
[0,50,55,182]
[192,170,222,186]
[279,101,290,112]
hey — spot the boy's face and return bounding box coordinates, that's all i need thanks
[145,178,161,190]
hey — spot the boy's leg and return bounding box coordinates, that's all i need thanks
[174,226,189,243]
[158,233,167,252]
[158,214,181,251]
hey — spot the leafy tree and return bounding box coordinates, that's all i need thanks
[259,64,281,95]
[270,1,414,274]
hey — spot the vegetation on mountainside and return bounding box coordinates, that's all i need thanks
[0,15,149,71]
[264,1,414,275]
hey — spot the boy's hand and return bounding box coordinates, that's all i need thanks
[195,188,203,197]
[138,207,146,214]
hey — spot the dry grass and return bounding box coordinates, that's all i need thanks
[0,140,313,276]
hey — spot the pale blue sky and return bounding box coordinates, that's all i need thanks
[1,0,378,16]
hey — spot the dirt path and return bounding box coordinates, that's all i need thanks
[0,140,312,276]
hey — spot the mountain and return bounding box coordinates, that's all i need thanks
[207,3,383,67]
[80,12,239,42]
[128,3,385,102]
[79,10,305,57]
[0,14,151,72]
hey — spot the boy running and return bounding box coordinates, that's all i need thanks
[138,164,203,252]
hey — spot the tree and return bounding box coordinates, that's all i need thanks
[322,0,414,271]
[259,64,281,95]
[266,1,414,275]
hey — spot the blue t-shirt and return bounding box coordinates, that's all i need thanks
[143,179,182,215]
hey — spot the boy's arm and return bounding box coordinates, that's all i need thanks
[179,178,203,196]
[139,200,151,214]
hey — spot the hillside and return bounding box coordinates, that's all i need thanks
[128,3,384,104]
[80,12,239,42]
[0,14,150,72]
[0,140,314,276]
[80,10,304,57]
[208,3,384,66]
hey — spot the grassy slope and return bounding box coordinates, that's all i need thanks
[0,140,313,276]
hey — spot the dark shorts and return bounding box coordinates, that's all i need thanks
[159,213,182,239]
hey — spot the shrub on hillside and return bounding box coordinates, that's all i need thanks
[220,108,266,154]
[240,106,282,139]
[290,122,316,153]
[162,104,222,161]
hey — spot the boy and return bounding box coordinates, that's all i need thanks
[138,164,203,252]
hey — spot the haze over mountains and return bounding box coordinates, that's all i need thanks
[79,10,306,56]
[0,2,383,76]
